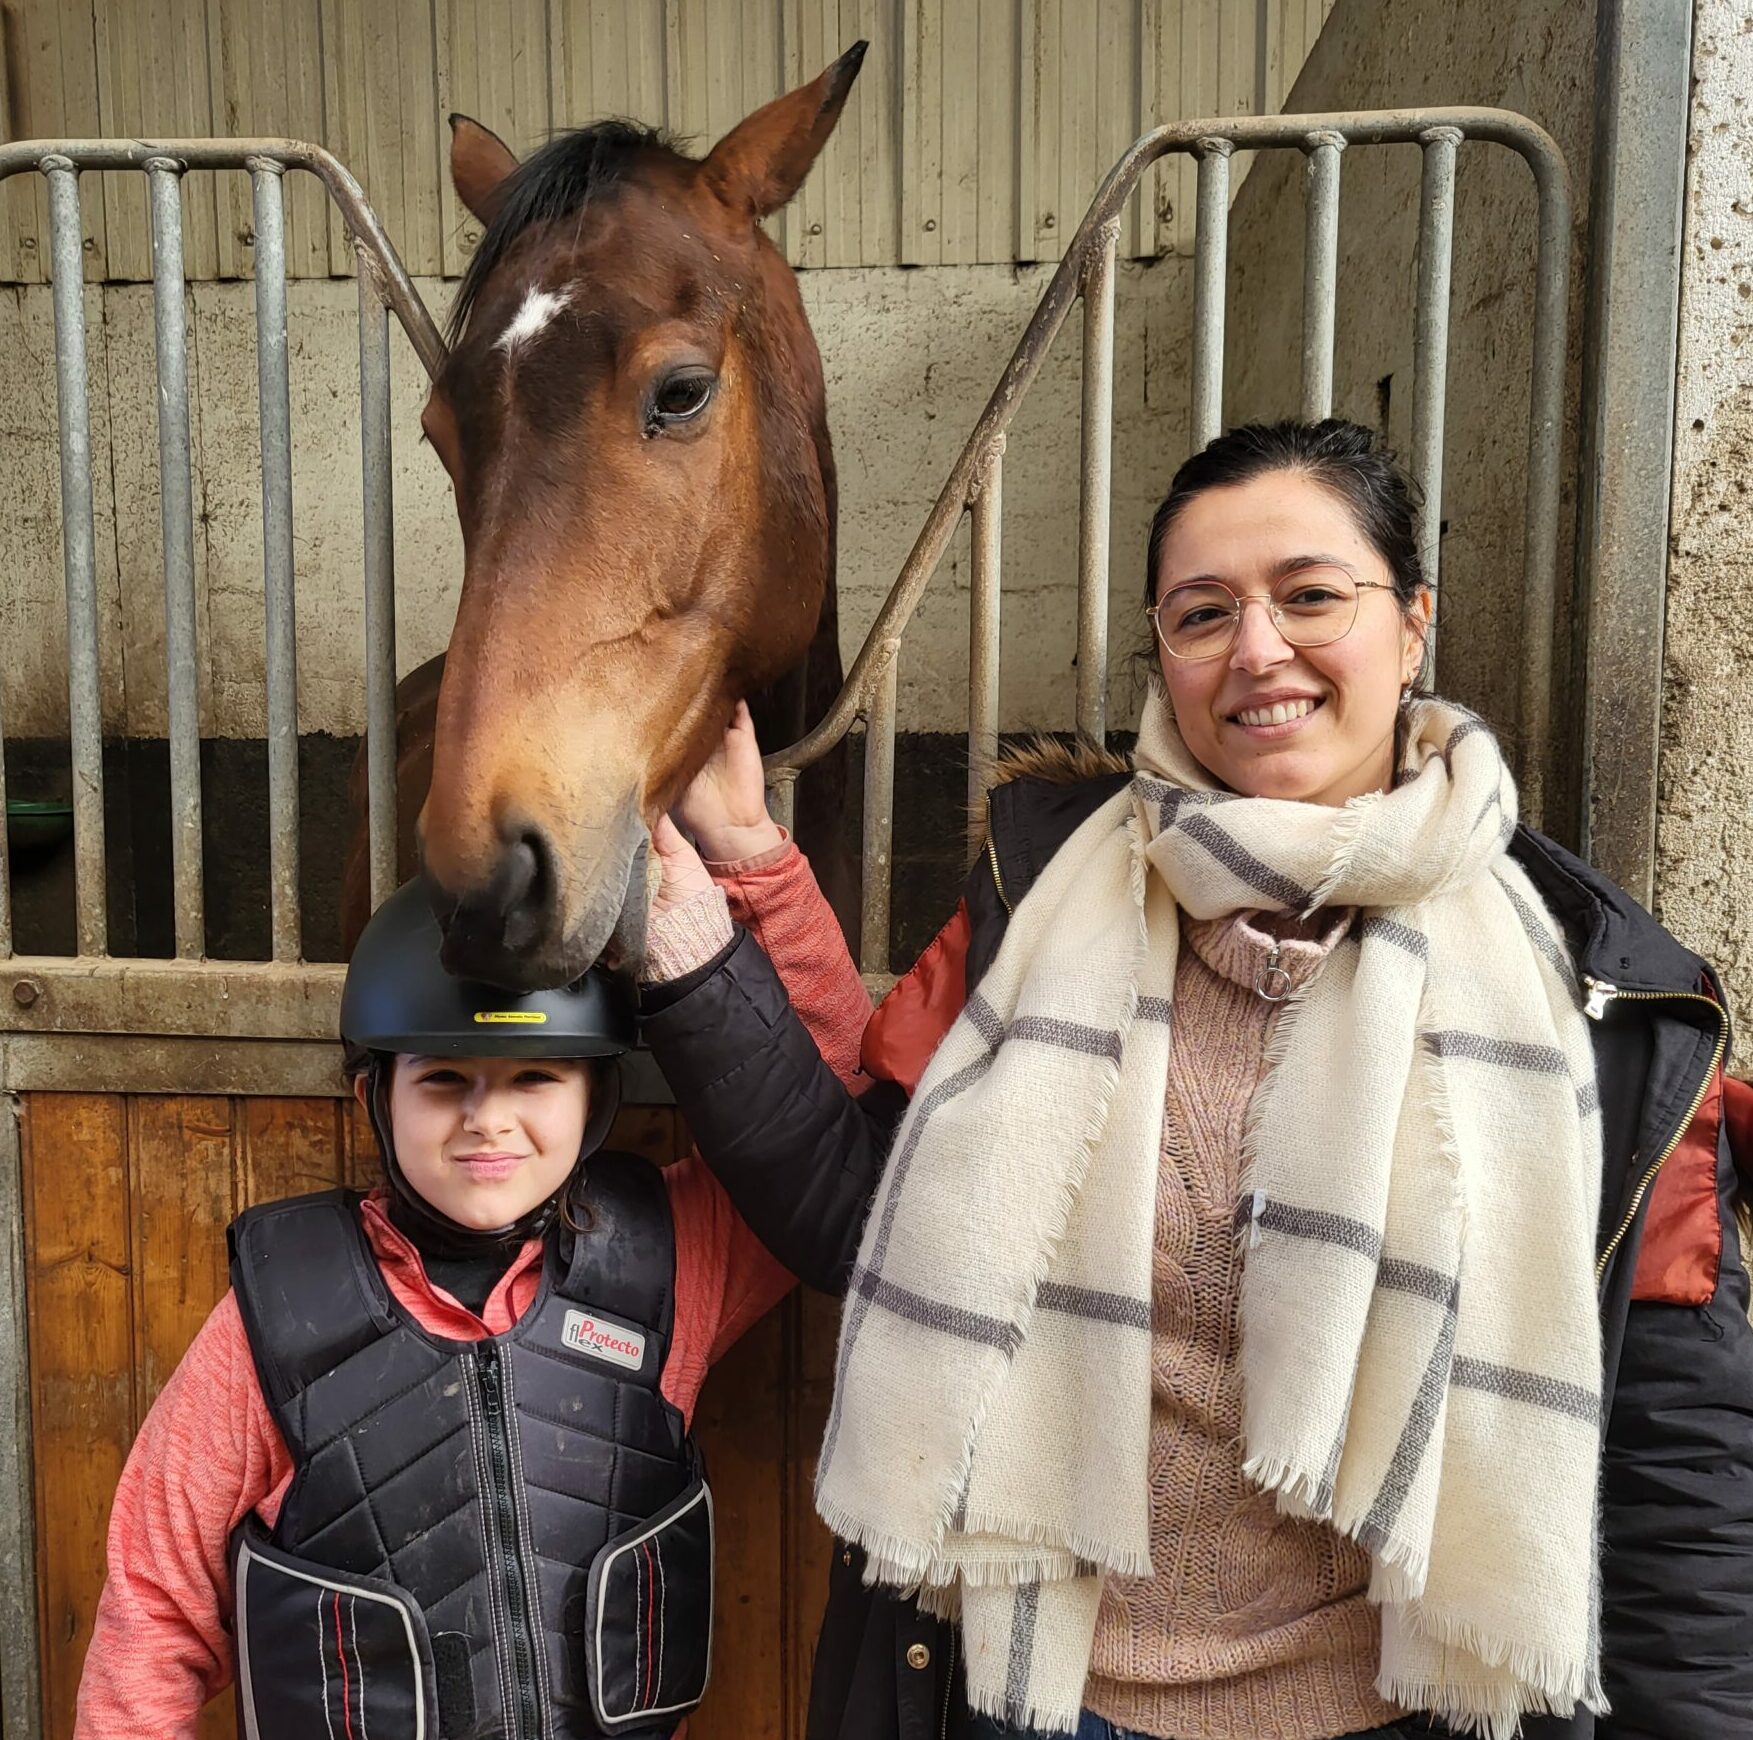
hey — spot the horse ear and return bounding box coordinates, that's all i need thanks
[449,113,520,227]
[702,40,867,219]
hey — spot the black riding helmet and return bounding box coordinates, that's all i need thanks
[342,878,637,1257]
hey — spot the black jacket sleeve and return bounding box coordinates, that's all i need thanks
[638,927,904,1295]
[1597,1129,1753,1739]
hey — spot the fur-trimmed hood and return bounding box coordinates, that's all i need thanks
[971,735,1132,856]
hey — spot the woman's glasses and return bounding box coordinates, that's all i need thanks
[1146,570,1398,661]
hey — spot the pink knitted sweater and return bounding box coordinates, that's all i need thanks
[1082,908,1401,1740]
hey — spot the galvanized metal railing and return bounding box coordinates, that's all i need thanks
[761,108,1572,980]
[0,112,1570,1015]
[0,140,443,1033]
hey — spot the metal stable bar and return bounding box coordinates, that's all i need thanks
[1190,139,1233,450]
[43,158,107,957]
[0,137,445,380]
[358,274,399,914]
[774,110,1572,799]
[859,646,899,977]
[251,161,302,962]
[0,674,9,962]
[147,159,205,959]
[1300,133,1345,421]
[1410,127,1461,679]
[1076,224,1119,744]
[968,445,1004,819]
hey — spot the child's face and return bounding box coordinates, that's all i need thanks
[381,1054,592,1230]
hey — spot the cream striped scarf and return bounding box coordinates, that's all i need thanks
[815,690,1606,1739]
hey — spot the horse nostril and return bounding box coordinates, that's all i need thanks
[495,828,556,954]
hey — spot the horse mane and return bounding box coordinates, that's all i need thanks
[447,121,682,343]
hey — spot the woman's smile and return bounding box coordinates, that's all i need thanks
[1224,690,1327,739]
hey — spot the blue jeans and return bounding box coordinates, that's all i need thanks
[968,1718,1426,1740]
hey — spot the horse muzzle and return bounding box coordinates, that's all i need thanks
[428,795,650,992]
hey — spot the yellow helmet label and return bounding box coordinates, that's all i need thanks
[473,1010,548,1025]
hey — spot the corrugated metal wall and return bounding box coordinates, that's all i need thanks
[0,0,1333,283]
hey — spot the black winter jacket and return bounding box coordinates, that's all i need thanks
[641,771,1753,1740]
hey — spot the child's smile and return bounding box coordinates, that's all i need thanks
[383,1054,592,1229]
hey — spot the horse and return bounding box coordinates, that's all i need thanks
[341,45,864,988]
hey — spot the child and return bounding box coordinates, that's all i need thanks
[73,768,873,1739]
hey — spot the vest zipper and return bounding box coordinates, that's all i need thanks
[1582,977,1729,1285]
[475,1343,543,1739]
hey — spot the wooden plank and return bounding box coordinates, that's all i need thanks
[974,0,1018,265]
[821,0,859,268]
[94,0,221,283]
[933,0,975,264]
[238,1096,345,1205]
[1089,0,1139,254]
[0,0,108,284]
[899,0,941,265]
[22,1094,132,1740]
[690,1305,787,1740]
[127,1097,232,1418]
[1055,0,1095,267]
[857,0,896,266]
[605,1103,678,1167]
[666,0,785,251]
[779,0,824,267]
[663,0,706,143]
[1176,0,1215,257]
[438,0,551,277]
[1264,0,1289,113]
[785,1288,839,1736]
[1020,0,1063,260]
[549,0,666,125]
[742,0,787,255]
[208,0,330,279]
[1133,0,1161,260]
[1220,0,1260,191]
[343,1091,379,1189]
[398,0,446,280]
[321,0,444,278]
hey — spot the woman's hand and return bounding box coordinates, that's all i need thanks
[649,813,716,920]
[674,701,783,864]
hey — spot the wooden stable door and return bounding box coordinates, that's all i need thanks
[19,1091,838,1740]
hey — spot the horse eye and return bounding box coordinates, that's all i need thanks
[649,370,715,428]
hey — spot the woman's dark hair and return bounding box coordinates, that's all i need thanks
[1144,418,1426,609]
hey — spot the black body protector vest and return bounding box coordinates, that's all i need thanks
[226,1156,712,1740]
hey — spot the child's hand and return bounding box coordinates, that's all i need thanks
[650,814,716,919]
[675,701,783,864]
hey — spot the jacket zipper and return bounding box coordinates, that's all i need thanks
[937,1626,957,1740]
[985,836,1012,915]
[475,1344,543,1739]
[1582,976,1729,1284]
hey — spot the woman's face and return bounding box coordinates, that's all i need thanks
[377,1054,591,1229]
[1151,471,1430,806]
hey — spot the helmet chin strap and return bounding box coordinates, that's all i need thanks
[366,1057,624,1262]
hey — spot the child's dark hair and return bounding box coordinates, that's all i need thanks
[1144,419,1427,609]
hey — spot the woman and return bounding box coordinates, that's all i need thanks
[641,420,1753,1740]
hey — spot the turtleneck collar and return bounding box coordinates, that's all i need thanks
[1180,905,1355,997]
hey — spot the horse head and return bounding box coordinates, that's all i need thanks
[418,46,863,989]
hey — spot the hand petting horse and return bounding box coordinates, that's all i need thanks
[342,45,865,988]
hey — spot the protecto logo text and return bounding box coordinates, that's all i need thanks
[561,1308,646,1371]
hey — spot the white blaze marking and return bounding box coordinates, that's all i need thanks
[495,286,570,352]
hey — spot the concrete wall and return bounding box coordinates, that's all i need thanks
[1656,0,1753,1057]
[1222,0,1597,836]
[0,258,1193,744]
